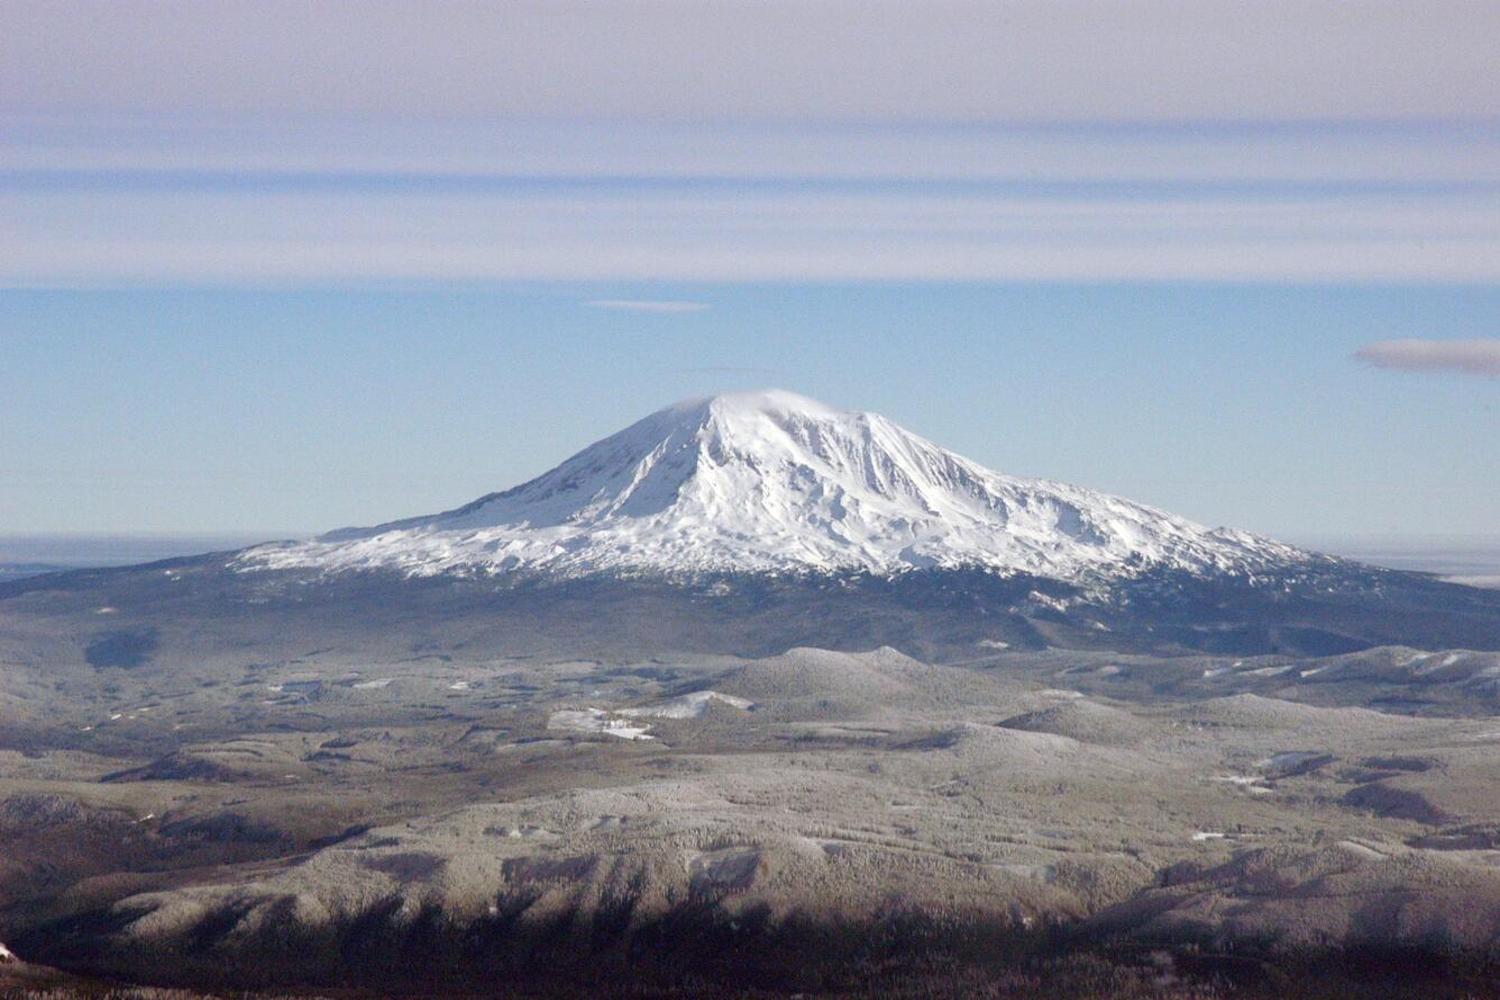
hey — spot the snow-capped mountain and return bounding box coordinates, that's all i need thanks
[241,390,1308,583]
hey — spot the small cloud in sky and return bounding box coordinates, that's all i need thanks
[586,299,709,314]
[1354,339,1500,377]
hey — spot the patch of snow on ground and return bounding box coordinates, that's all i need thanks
[548,708,655,740]
[1211,775,1274,795]
[1028,591,1073,613]
[352,678,393,690]
[1412,652,1467,675]
[1192,831,1226,842]
[1446,575,1500,590]
[620,690,754,719]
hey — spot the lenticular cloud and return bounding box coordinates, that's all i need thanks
[1354,339,1500,377]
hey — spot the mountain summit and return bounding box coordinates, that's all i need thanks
[244,390,1306,582]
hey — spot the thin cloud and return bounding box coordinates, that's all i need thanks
[4,2,1498,123]
[7,145,1500,285]
[1355,339,1500,376]
[586,300,709,314]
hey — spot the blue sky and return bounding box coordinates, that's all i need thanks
[5,283,1498,541]
[1,1,1497,541]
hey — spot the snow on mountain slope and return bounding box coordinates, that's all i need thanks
[240,390,1309,582]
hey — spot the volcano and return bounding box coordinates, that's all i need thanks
[242,390,1308,584]
[6,392,1498,661]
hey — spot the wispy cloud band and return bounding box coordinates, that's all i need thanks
[5,184,1499,286]
[7,117,1500,184]
[1355,339,1500,376]
[3,118,1499,287]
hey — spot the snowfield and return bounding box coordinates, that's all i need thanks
[240,390,1308,584]
[548,708,655,741]
[620,690,755,719]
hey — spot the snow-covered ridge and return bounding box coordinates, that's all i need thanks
[240,390,1309,582]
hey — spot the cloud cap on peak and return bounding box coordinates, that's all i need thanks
[661,389,845,421]
[1354,339,1500,377]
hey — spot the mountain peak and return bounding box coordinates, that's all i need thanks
[243,394,1309,582]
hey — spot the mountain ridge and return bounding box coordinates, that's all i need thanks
[240,390,1310,584]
